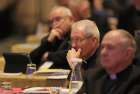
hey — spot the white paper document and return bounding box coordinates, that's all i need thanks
[22,87,51,94]
[34,69,70,79]
[38,61,54,70]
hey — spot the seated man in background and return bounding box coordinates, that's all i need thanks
[30,6,74,68]
[90,29,140,94]
[67,0,91,21]
[57,0,91,21]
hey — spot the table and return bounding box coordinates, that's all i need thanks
[26,35,41,44]
[0,74,68,88]
[0,57,5,72]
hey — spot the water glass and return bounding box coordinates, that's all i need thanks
[26,63,36,74]
[69,63,83,94]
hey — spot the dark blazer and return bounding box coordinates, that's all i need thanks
[89,62,140,94]
[71,50,103,94]
[46,49,103,94]
[30,32,70,68]
[47,49,99,70]
[46,50,101,94]
[47,50,70,69]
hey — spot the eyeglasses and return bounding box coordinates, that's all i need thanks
[70,35,94,45]
[48,16,66,26]
[70,38,89,45]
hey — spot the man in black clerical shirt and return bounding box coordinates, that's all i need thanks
[90,29,140,94]
[30,6,74,68]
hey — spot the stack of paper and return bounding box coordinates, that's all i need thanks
[34,69,70,79]
[38,61,53,70]
[22,87,51,94]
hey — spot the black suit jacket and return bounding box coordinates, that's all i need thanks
[89,62,140,94]
[30,32,70,68]
[47,50,70,69]
[46,50,100,94]
[47,49,103,94]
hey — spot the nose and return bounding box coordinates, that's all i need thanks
[71,41,79,50]
[52,21,59,28]
[100,47,107,57]
[71,42,76,48]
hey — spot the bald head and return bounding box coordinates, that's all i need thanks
[100,29,137,74]
[48,6,74,37]
[104,29,137,53]
[49,6,73,18]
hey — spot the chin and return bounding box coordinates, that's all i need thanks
[101,61,109,67]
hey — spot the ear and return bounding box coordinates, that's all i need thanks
[125,47,134,60]
[91,37,96,42]
[68,16,74,22]
[91,37,99,47]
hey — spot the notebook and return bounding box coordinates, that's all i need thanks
[3,52,31,73]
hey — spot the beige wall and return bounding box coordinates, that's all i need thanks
[15,0,39,34]
[0,0,58,35]
[15,0,58,35]
[0,0,15,10]
[39,0,58,21]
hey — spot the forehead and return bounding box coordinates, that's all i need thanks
[101,32,123,45]
[59,0,70,4]
[71,27,86,38]
[80,0,89,8]
[49,9,64,18]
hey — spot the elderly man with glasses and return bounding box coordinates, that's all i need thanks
[66,19,100,93]
[45,20,101,93]
[30,6,74,68]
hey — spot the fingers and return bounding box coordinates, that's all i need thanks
[52,28,62,39]
[77,48,81,57]
[66,50,74,69]
[66,48,81,70]
[48,29,62,42]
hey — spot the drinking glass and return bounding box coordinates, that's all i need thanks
[26,63,36,75]
[69,63,83,94]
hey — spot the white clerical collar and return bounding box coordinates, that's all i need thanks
[109,74,117,80]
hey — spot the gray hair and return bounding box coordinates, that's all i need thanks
[50,6,73,17]
[71,19,100,42]
[114,29,137,53]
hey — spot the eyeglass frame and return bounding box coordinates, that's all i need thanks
[70,35,94,45]
[47,16,69,27]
